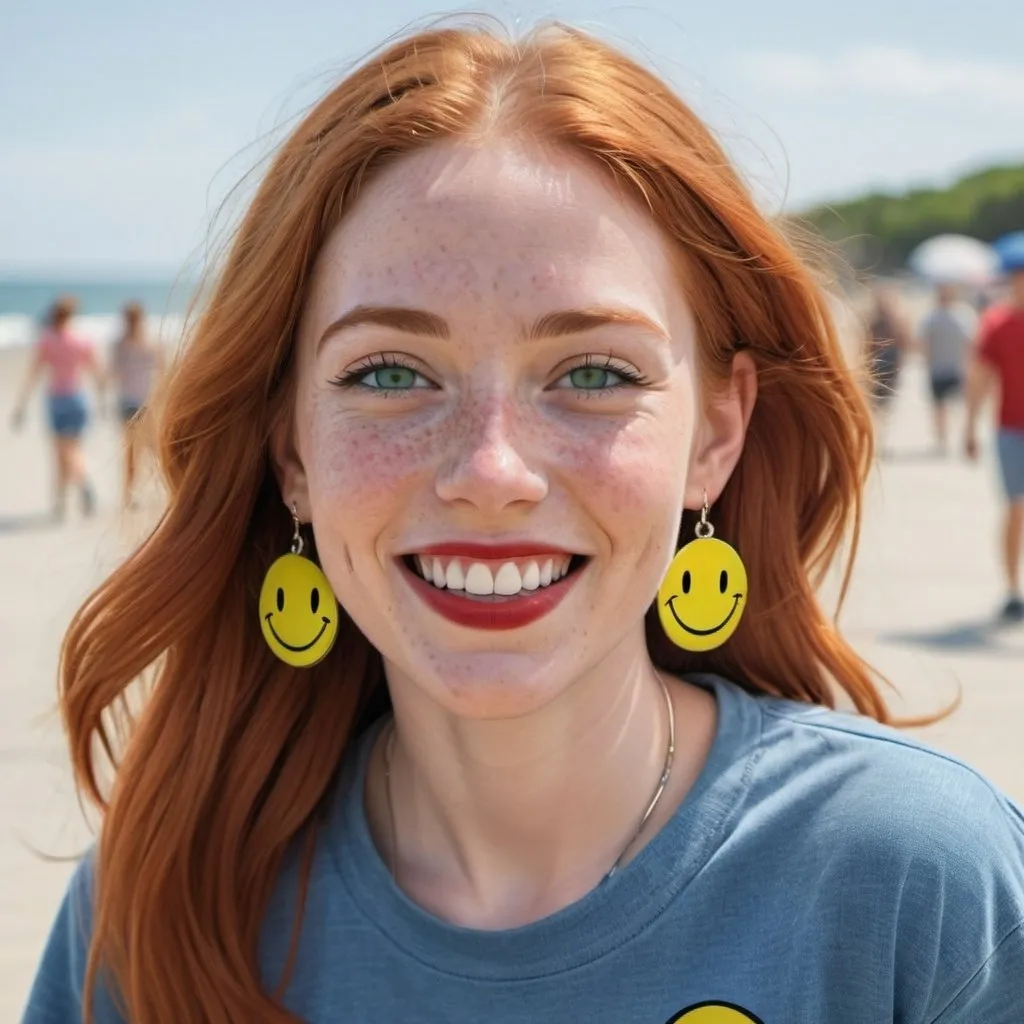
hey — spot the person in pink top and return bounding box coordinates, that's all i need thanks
[11,295,103,519]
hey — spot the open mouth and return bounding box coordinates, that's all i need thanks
[664,593,743,636]
[401,553,590,601]
[264,613,331,652]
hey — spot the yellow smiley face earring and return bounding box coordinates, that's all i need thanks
[657,491,748,653]
[258,504,339,667]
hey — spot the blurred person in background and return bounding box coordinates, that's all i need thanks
[10,295,102,519]
[965,263,1024,622]
[864,284,911,455]
[917,282,976,455]
[110,302,163,509]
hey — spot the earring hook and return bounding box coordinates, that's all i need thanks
[695,489,714,539]
[289,503,305,556]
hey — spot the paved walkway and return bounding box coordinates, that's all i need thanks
[1,352,1021,1019]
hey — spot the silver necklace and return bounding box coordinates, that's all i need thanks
[382,675,676,885]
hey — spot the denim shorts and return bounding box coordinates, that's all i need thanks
[996,428,1024,500]
[47,392,88,438]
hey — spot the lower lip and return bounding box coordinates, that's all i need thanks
[400,559,584,630]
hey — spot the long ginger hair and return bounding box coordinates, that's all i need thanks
[64,21,883,1021]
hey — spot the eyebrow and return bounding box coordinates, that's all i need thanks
[317,304,668,350]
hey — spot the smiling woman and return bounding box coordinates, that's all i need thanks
[23,18,1024,1024]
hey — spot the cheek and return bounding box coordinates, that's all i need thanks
[298,398,440,541]
[547,407,693,524]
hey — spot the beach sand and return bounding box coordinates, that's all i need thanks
[2,312,1023,1017]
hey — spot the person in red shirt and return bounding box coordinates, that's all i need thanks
[965,264,1024,621]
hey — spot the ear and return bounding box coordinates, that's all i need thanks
[268,407,311,521]
[686,351,757,509]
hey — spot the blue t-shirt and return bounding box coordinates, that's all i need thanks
[23,675,1024,1023]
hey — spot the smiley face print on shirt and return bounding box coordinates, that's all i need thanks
[665,1001,764,1024]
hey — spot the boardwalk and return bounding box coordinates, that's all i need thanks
[1,348,1021,1019]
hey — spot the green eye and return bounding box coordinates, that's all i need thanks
[365,366,419,389]
[567,366,621,390]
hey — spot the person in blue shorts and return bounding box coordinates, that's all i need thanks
[22,22,1024,1024]
[11,296,102,519]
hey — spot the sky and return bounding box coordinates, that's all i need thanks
[0,0,1021,276]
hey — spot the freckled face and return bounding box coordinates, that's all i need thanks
[290,141,701,717]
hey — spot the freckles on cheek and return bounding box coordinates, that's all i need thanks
[304,408,436,508]
[550,420,688,519]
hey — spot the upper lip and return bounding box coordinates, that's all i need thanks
[402,542,583,559]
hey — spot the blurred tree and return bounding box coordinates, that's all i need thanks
[793,164,1024,274]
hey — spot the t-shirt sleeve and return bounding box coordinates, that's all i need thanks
[21,852,126,1024]
[902,781,1024,1024]
[928,923,1024,1023]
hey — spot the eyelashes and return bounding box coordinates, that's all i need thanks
[328,352,651,397]
[328,352,432,395]
[559,354,651,393]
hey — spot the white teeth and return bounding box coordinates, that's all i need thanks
[413,554,578,594]
[493,562,523,596]
[521,560,540,590]
[445,559,465,590]
[431,558,447,588]
[464,562,495,596]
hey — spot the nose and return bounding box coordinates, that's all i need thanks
[435,393,548,514]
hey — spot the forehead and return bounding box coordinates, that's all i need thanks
[305,140,683,322]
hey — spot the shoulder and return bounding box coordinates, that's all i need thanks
[732,687,1024,1017]
[753,691,1024,926]
[22,849,125,1023]
[22,853,93,1019]
[756,693,1024,858]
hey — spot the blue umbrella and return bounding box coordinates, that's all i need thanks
[994,232,1024,272]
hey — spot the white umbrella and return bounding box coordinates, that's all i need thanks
[907,234,999,285]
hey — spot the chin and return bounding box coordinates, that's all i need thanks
[410,652,575,721]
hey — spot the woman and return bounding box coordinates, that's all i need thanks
[11,295,101,519]
[24,24,1024,1024]
[110,302,162,509]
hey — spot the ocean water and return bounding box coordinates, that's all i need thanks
[0,278,196,350]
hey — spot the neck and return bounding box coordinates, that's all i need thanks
[366,638,716,929]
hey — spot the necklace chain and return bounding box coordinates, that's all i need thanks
[382,675,676,886]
